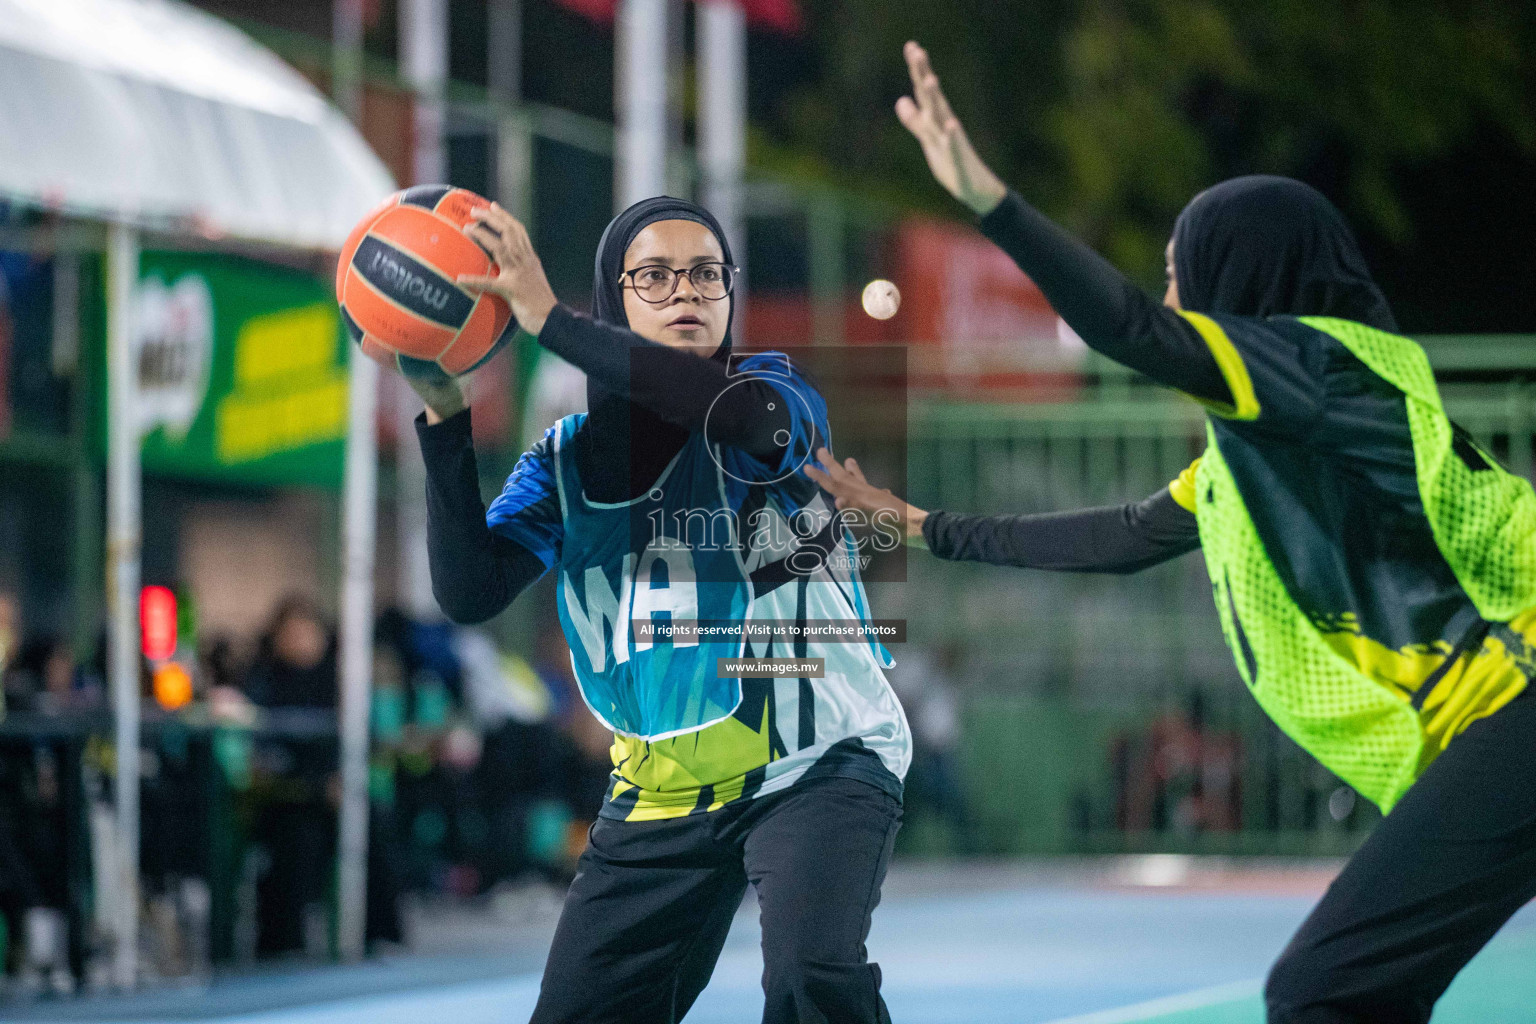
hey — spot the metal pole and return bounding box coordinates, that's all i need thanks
[489,0,534,227]
[401,0,449,184]
[697,0,747,335]
[487,0,522,104]
[698,0,746,254]
[614,0,669,211]
[332,0,366,122]
[335,351,379,963]
[398,0,448,618]
[106,220,141,990]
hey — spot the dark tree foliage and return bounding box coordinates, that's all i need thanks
[318,0,1534,331]
[752,1,1536,331]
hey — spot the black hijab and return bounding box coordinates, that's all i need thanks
[1171,175,1397,332]
[579,196,735,502]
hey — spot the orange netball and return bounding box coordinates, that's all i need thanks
[336,185,517,382]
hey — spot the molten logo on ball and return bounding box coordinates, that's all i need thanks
[366,246,454,313]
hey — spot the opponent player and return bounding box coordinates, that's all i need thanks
[806,41,1536,1024]
[410,195,909,1023]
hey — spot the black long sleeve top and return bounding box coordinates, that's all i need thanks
[417,304,794,624]
[916,189,1224,573]
[921,488,1200,574]
[978,190,1231,405]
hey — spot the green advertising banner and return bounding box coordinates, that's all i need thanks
[133,251,349,489]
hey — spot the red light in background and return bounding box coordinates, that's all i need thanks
[141,585,177,661]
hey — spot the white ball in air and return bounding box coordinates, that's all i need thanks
[861,279,901,320]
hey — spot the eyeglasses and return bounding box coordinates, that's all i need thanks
[619,262,737,303]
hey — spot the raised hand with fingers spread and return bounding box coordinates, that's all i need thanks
[896,40,1006,216]
[459,203,559,335]
[803,446,929,541]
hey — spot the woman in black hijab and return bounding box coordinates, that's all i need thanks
[410,196,909,1023]
[810,41,1536,1024]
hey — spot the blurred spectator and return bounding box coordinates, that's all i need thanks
[244,595,337,958]
[244,596,336,710]
[0,592,17,717]
[456,626,572,885]
[4,634,92,715]
[375,608,468,895]
[1114,691,1242,835]
[0,755,65,993]
[198,634,242,692]
[199,633,257,727]
[0,689,73,992]
[887,642,971,851]
[532,625,613,867]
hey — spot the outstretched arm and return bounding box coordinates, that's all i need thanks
[921,491,1199,574]
[804,447,1200,575]
[896,42,1231,408]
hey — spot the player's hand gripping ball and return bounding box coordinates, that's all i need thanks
[335,185,517,386]
[862,279,901,320]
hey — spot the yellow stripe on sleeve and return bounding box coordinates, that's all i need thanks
[1168,457,1202,513]
[1178,310,1260,421]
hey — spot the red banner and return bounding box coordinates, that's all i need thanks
[554,0,802,34]
[893,217,1084,392]
[741,216,1085,398]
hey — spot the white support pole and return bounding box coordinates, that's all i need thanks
[332,0,366,122]
[615,0,669,211]
[698,0,746,254]
[698,0,747,337]
[335,352,379,963]
[401,0,449,185]
[105,220,141,990]
[397,0,448,619]
[489,0,533,227]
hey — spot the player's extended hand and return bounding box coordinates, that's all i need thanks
[459,203,559,336]
[896,41,1006,217]
[803,447,929,541]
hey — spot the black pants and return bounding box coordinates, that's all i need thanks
[1266,690,1536,1023]
[530,776,902,1024]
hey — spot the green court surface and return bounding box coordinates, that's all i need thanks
[1054,913,1536,1023]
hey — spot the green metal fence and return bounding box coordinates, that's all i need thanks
[894,341,1536,856]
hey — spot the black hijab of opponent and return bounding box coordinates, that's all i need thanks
[1172,175,1398,332]
[579,196,736,503]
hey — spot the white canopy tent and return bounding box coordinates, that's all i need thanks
[0,0,392,246]
[0,0,394,979]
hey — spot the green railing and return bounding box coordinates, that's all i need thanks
[895,342,1536,856]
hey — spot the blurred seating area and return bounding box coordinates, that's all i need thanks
[0,592,610,996]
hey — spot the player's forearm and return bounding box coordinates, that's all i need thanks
[535,304,790,458]
[416,410,545,623]
[921,488,1200,574]
[978,191,1231,406]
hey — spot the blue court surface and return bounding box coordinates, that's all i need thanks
[18,860,1536,1024]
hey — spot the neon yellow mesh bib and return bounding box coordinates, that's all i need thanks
[1196,317,1536,811]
